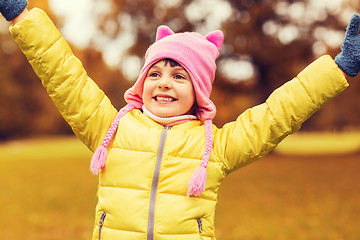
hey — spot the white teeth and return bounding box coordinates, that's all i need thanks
[156,97,174,102]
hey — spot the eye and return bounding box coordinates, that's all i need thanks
[148,72,160,78]
[174,74,185,80]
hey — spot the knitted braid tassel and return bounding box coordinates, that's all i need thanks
[90,104,135,175]
[187,120,213,197]
[90,144,108,175]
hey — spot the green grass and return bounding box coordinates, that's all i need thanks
[0,137,96,240]
[216,153,360,240]
[0,136,359,239]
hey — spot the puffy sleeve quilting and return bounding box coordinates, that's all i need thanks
[9,8,118,151]
[213,55,349,175]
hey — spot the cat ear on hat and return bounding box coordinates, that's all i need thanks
[205,30,224,51]
[156,25,175,41]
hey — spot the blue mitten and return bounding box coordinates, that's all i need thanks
[0,0,28,21]
[335,13,360,77]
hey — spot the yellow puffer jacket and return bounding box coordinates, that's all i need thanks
[10,8,348,240]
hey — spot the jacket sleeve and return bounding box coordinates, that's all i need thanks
[9,8,118,152]
[213,55,349,175]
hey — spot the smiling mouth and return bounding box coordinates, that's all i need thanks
[154,96,177,102]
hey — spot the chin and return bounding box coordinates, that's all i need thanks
[148,107,175,117]
[156,112,174,118]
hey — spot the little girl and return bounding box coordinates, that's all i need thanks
[1,1,359,239]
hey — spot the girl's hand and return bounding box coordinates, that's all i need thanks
[12,7,28,24]
[0,0,28,21]
[335,13,360,77]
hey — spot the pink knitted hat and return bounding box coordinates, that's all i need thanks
[90,25,224,197]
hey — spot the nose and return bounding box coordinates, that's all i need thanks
[157,76,172,89]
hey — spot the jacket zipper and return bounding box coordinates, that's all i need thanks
[98,211,107,240]
[147,126,170,240]
[197,218,203,239]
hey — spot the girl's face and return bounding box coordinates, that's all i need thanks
[142,60,196,118]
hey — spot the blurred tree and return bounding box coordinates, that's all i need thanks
[0,0,72,140]
[87,0,360,129]
[0,0,359,140]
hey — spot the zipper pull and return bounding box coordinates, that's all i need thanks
[99,211,107,240]
[197,218,203,233]
[99,212,107,227]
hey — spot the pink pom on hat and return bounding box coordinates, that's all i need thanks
[90,25,224,197]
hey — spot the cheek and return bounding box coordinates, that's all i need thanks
[188,84,196,102]
[142,82,152,101]
[183,85,196,106]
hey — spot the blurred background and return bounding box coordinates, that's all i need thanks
[1,0,360,139]
[0,0,359,239]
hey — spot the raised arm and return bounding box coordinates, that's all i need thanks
[213,13,360,174]
[214,55,348,174]
[2,4,118,151]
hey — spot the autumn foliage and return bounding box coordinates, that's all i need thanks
[0,0,359,140]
